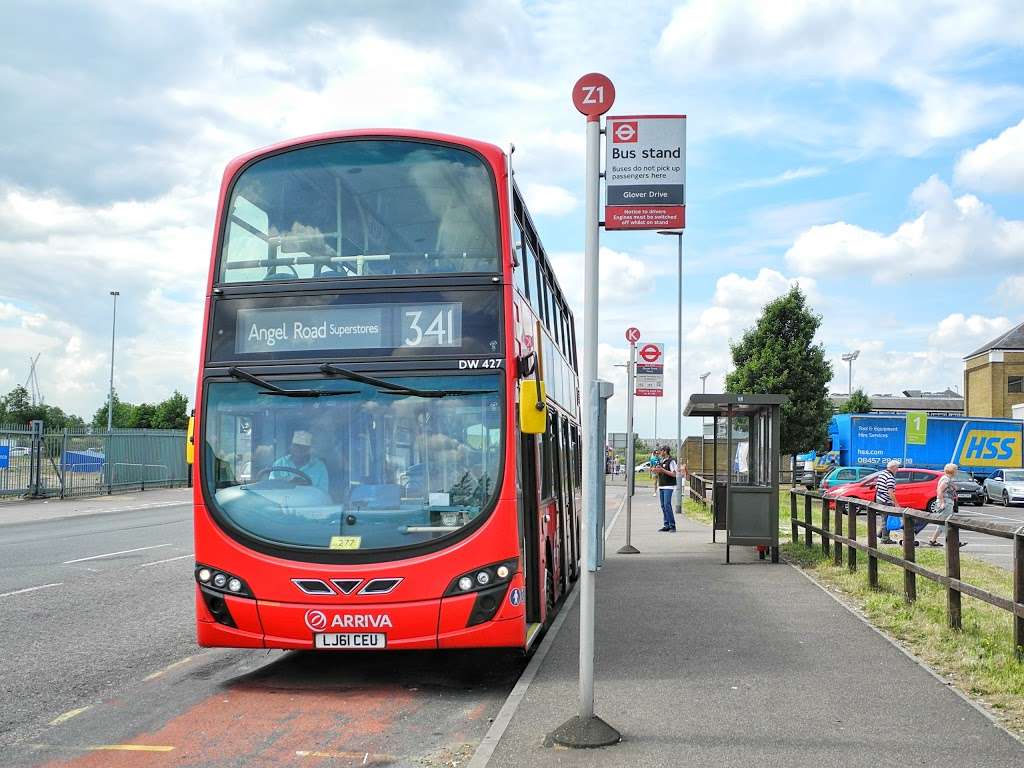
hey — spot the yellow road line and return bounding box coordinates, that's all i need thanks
[49,706,90,726]
[143,655,193,681]
[86,745,175,752]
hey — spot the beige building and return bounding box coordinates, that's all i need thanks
[963,321,1024,418]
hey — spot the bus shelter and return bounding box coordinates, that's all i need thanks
[683,394,788,564]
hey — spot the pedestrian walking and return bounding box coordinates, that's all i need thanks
[875,459,900,544]
[928,463,965,548]
[651,445,679,531]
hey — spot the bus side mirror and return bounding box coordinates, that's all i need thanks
[519,380,547,435]
[186,415,195,465]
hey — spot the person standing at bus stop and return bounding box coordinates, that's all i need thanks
[651,445,679,532]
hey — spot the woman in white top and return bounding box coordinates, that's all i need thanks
[928,463,962,547]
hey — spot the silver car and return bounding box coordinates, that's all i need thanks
[982,468,1024,506]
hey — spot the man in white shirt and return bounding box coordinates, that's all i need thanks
[271,430,329,494]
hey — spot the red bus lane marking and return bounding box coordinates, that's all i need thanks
[35,683,417,767]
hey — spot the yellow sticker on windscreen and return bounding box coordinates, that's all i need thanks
[329,536,362,550]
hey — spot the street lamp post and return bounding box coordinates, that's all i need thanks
[657,230,684,516]
[841,350,860,397]
[107,291,120,431]
[699,371,710,475]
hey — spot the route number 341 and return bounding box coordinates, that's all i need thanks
[403,308,458,347]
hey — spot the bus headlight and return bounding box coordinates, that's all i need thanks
[445,558,518,597]
[195,564,252,598]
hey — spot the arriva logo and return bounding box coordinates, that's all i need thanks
[304,610,394,631]
[958,430,1022,467]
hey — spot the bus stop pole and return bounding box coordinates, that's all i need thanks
[618,342,639,554]
[552,101,620,749]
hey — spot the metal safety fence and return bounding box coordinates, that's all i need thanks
[0,421,187,499]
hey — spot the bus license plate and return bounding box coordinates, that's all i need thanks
[314,633,387,650]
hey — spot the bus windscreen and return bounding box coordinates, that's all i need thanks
[202,373,502,553]
[219,139,499,283]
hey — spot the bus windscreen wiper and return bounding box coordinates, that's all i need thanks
[319,363,494,398]
[228,367,357,398]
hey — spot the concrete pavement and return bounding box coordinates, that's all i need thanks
[0,486,191,526]
[484,491,1023,767]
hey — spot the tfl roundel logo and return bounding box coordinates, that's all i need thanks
[304,609,328,632]
[612,121,638,143]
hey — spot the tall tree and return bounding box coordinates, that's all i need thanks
[725,286,833,454]
[91,391,137,429]
[840,389,873,414]
[153,391,189,430]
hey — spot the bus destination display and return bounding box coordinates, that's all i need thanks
[236,302,462,354]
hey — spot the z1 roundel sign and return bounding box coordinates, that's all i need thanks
[639,344,662,364]
[572,73,615,117]
[625,327,641,344]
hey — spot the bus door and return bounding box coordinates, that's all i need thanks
[550,414,568,595]
[519,430,542,624]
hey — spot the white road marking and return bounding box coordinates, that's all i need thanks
[49,706,90,726]
[958,510,1024,523]
[143,656,194,681]
[62,544,171,565]
[0,582,63,598]
[139,554,193,568]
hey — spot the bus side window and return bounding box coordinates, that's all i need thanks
[513,219,529,299]
[525,239,542,318]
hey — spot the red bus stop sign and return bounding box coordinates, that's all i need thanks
[573,73,615,118]
[625,327,641,344]
[639,344,662,364]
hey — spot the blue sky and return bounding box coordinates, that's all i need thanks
[1,0,1022,438]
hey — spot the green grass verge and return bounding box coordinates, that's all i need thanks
[683,491,1024,736]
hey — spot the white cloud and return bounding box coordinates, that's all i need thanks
[656,1,1024,81]
[550,246,654,311]
[724,166,827,192]
[785,176,1024,281]
[995,275,1024,308]
[954,117,1024,194]
[929,313,1012,348]
[655,1,1024,154]
[520,183,578,216]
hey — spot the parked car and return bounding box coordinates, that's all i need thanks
[819,466,876,491]
[952,470,985,506]
[982,468,1024,507]
[824,468,944,512]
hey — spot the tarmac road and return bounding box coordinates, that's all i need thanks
[0,497,526,767]
[938,500,1024,569]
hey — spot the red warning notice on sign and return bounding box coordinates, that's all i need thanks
[605,205,685,230]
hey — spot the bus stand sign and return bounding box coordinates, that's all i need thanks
[636,342,664,375]
[604,115,686,230]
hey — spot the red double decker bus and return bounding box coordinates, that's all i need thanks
[193,129,581,651]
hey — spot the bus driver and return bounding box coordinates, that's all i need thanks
[270,430,329,494]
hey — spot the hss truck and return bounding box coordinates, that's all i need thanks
[827,413,1024,479]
